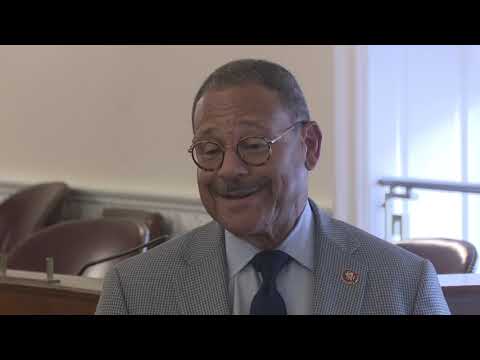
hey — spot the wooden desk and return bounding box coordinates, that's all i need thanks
[439,273,480,315]
[1,270,478,315]
[0,270,103,315]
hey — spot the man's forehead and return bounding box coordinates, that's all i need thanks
[193,85,291,134]
[199,85,280,112]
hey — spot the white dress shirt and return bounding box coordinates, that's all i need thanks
[225,202,315,315]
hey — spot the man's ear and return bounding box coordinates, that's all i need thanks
[303,122,322,171]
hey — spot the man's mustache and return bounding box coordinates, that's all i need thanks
[209,178,270,197]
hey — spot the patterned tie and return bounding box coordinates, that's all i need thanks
[250,250,291,315]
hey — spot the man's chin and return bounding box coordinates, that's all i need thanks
[204,190,271,236]
[214,192,260,211]
[220,217,263,239]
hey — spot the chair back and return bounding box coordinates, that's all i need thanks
[8,218,148,278]
[102,207,171,241]
[397,238,478,274]
[0,182,69,254]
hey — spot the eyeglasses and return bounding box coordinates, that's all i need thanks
[188,121,310,171]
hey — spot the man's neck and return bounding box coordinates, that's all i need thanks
[236,200,308,251]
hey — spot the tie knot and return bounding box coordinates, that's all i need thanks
[251,250,290,282]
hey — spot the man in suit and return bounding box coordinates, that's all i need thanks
[96,59,450,315]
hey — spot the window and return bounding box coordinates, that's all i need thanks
[366,45,480,251]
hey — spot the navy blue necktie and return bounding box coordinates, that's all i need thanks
[250,250,291,315]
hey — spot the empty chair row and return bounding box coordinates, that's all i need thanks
[0,182,171,278]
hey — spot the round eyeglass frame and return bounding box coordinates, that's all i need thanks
[188,120,311,172]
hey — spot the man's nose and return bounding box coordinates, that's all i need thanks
[217,148,249,178]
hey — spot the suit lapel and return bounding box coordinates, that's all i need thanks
[310,201,368,315]
[175,222,231,315]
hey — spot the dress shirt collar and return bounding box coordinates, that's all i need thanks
[225,201,315,279]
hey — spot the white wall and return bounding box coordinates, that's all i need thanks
[0,45,334,209]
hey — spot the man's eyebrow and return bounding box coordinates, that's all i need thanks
[194,121,267,139]
[193,127,221,140]
[241,121,268,131]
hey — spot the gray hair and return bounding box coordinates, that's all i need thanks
[191,59,311,132]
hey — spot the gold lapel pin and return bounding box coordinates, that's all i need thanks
[342,270,359,285]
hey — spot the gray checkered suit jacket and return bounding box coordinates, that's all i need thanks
[96,200,450,315]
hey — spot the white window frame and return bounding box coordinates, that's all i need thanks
[332,45,371,233]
